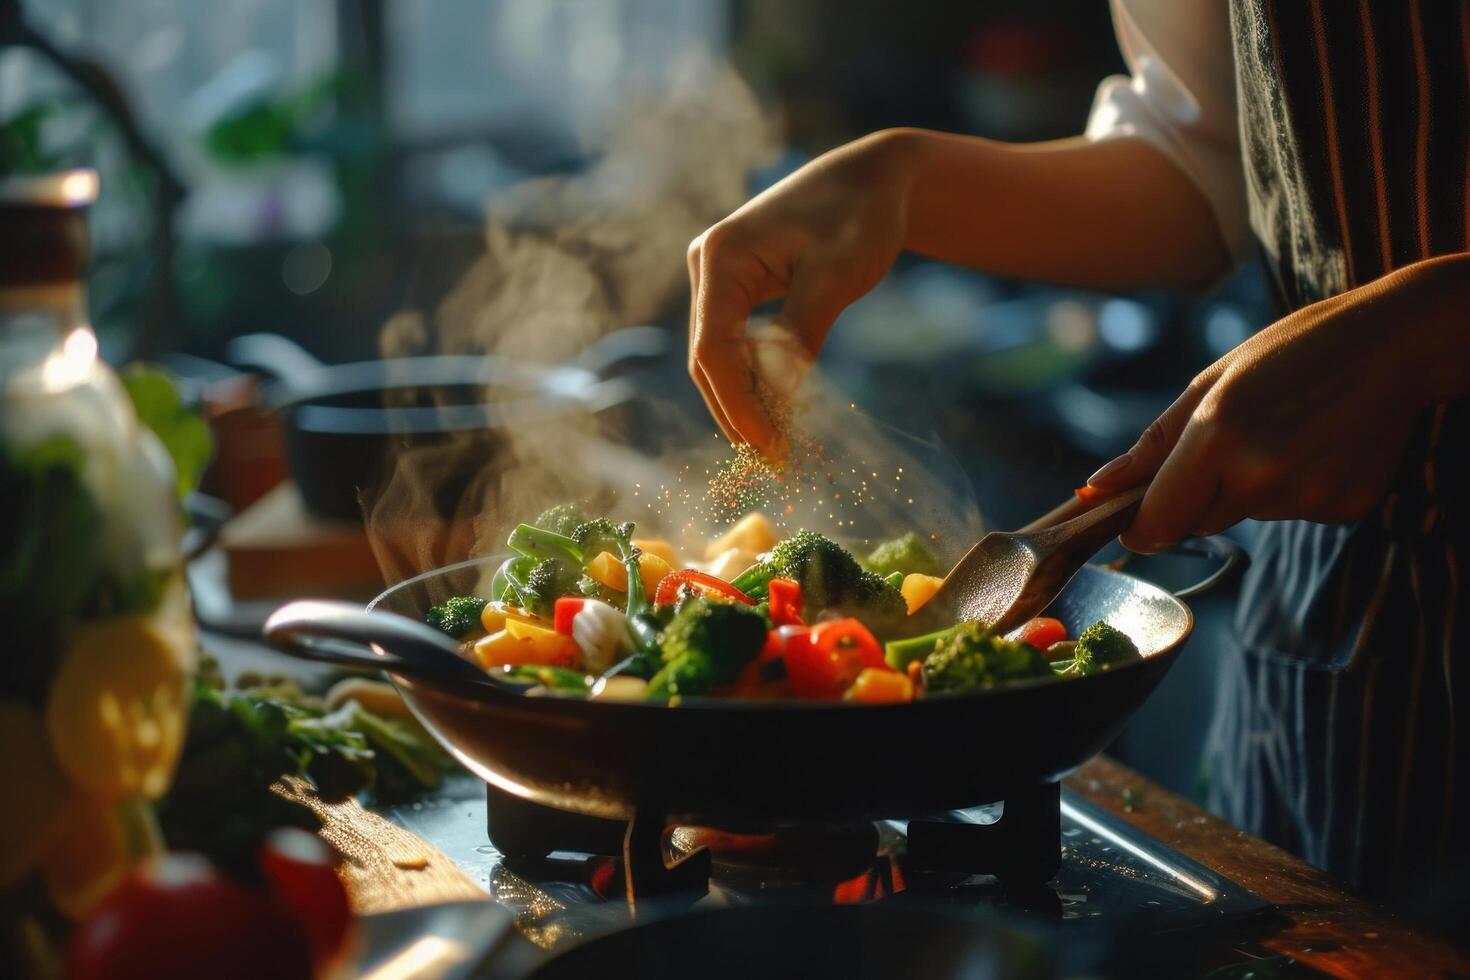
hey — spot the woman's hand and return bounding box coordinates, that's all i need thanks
[1088,254,1470,552]
[687,128,1230,459]
[686,131,917,457]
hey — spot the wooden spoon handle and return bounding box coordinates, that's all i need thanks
[1027,484,1147,560]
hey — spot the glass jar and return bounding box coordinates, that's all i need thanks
[0,171,194,975]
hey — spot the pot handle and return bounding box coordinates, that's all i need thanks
[263,600,491,687]
[1162,535,1249,599]
[226,332,326,381]
[573,326,670,376]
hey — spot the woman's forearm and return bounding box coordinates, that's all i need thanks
[879,128,1233,292]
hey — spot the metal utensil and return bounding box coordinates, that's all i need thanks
[263,599,506,690]
[927,485,1147,636]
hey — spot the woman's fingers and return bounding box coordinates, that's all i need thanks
[1087,367,1222,492]
[1120,413,1224,553]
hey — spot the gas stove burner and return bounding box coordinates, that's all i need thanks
[485,781,1070,908]
[668,822,880,888]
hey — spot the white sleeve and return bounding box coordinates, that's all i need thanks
[1087,0,1249,260]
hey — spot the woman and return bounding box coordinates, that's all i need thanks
[686,0,1469,918]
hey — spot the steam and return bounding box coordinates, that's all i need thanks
[363,53,982,595]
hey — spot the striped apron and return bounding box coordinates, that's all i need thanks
[1205,0,1470,909]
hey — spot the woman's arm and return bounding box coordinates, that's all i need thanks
[899,129,1231,291]
[687,128,1228,456]
[1086,251,1470,551]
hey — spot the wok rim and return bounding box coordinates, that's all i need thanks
[367,556,1195,714]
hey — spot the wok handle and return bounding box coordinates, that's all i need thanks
[263,600,488,686]
[1163,535,1249,599]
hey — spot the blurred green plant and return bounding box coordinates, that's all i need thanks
[121,364,213,498]
[0,96,94,175]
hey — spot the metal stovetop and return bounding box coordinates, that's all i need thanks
[385,778,1273,976]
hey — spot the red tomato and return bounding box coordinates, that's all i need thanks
[259,828,353,972]
[1019,617,1067,650]
[784,619,887,699]
[67,853,312,980]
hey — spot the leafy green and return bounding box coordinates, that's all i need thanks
[158,668,454,871]
[121,364,213,499]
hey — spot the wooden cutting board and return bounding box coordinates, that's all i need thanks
[275,777,486,914]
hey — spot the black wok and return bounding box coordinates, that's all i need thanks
[265,539,1242,826]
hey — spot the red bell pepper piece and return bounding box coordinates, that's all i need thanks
[783,619,888,699]
[553,596,586,635]
[766,577,804,626]
[653,569,756,606]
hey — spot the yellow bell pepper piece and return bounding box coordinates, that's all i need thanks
[845,667,915,704]
[901,573,946,615]
[585,551,672,595]
[45,617,189,801]
[0,702,72,888]
[480,601,537,634]
[705,512,778,561]
[632,538,678,565]
[504,618,580,665]
[43,794,131,918]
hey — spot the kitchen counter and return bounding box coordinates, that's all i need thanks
[1065,756,1470,979]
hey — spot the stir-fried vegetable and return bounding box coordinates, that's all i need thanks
[730,529,908,628]
[920,622,1054,694]
[425,596,489,639]
[426,509,1144,704]
[646,597,768,700]
[862,532,942,579]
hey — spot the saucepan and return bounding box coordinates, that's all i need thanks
[263,536,1244,828]
[227,327,669,520]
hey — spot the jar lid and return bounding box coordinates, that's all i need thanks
[0,169,96,287]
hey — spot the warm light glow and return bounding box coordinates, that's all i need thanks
[60,169,100,206]
[41,326,98,391]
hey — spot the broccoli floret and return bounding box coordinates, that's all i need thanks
[425,596,489,639]
[1071,621,1141,673]
[862,532,942,579]
[571,518,636,561]
[920,622,1053,694]
[646,597,767,700]
[518,557,583,617]
[730,530,908,629]
[533,503,588,537]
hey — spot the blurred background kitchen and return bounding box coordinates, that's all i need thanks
[0,0,1270,801]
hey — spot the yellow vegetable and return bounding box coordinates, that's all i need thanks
[901,573,946,615]
[633,538,678,565]
[845,668,915,704]
[474,619,579,666]
[325,678,412,720]
[585,551,673,595]
[42,794,130,918]
[0,702,72,887]
[45,617,189,801]
[704,548,756,582]
[480,601,536,634]
[705,512,778,561]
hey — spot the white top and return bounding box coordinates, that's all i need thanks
[1086,0,1250,259]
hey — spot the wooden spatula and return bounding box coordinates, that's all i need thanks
[925,484,1146,635]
